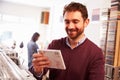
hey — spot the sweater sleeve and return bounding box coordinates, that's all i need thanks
[88,49,105,80]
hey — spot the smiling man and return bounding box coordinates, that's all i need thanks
[29,2,105,80]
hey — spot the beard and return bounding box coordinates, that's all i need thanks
[66,28,84,40]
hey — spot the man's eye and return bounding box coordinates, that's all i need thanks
[73,21,78,24]
[65,21,70,24]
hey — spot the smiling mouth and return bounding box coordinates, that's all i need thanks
[68,29,76,33]
[68,31,76,36]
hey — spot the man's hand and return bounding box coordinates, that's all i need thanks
[32,53,50,74]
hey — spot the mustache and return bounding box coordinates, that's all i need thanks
[67,29,77,32]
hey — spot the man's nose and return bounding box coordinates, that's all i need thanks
[68,22,74,28]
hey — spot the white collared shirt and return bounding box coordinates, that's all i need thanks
[66,36,87,49]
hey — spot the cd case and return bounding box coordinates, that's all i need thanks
[37,49,66,70]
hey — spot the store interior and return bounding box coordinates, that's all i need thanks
[0,0,120,80]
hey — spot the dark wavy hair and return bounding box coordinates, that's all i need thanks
[63,2,88,21]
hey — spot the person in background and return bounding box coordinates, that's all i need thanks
[29,2,105,80]
[27,32,40,68]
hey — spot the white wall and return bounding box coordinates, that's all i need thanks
[0,1,50,43]
[84,0,111,46]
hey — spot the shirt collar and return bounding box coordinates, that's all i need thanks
[66,36,87,49]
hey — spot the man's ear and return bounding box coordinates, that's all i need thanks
[84,18,89,28]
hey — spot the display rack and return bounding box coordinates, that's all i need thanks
[100,0,120,80]
[0,50,36,80]
[105,64,120,80]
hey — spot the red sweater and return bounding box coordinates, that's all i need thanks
[30,37,105,80]
[48,37,105,80]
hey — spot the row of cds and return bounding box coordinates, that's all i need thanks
[0,50,36,80]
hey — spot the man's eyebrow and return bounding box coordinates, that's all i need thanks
[64,19,79,21]
[64,19,69,22]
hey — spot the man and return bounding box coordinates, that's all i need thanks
[29,2,105,80]
[27,32,40,68]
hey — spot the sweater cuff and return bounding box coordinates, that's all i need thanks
[29,66,43,80]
